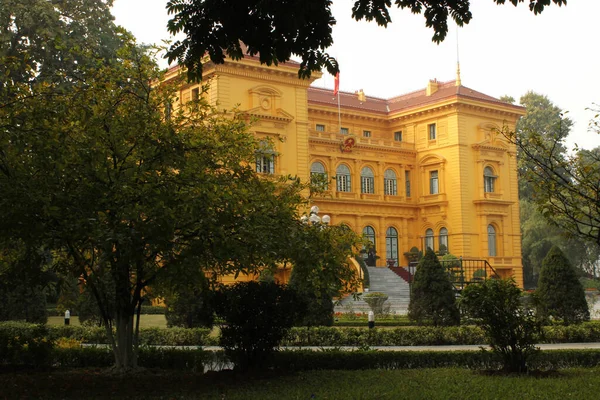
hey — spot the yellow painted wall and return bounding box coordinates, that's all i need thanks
[164,61,525,287]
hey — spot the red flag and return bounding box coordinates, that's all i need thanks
[333,72,339,96]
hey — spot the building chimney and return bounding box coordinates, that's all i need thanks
[356,89,366,102]
[426,79,439,96]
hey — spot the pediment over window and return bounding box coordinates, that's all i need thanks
[242,106,295,123]
[244,85,294,123]
[473,122,509,151]
[419,154,446,166]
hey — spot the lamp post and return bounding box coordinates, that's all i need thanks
[303,205,330,227]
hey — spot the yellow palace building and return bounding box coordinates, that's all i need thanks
[165,55,525,287]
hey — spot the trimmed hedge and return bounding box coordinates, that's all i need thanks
[272,349,600,371]
[334,320,416,327]
[6,321,600,350]
[286,323,600,347]
[8,346,600,372]
[0,322,215,347]
[283,326,487,346]
[46,305,166,317]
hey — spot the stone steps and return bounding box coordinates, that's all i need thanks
[334,266,411,315]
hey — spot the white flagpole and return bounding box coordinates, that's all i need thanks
[337,86,341,134]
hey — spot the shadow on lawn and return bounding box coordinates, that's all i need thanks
[0,366,296,399]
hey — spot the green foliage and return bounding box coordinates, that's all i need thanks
[0,281,48,324]
[355,257,370,288]
[0,241,51,324]
[536,246,589,325]
[0,322,214,347]
[506,91,600,253]
[282,326,487,347]
[404,246,422,263]
[460,278,542,373]
[513,92,600,287]
[164,276,215,329]
[362,292,389,315]
[166,0,565,81]
[1,6,312,369]
[288,283,334,327]
[516,91,572,201]
[0,322,54,366]
[440,253,463,283]
[287,220,363,327]
[408,249,459,326]
[215,281,301,370]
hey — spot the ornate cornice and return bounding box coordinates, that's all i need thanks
[214,64,314,87]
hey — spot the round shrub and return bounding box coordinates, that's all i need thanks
[215,281,301,370]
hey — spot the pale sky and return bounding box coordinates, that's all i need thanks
[112,0,599,150]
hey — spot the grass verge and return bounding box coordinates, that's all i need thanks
[2,367,600,399]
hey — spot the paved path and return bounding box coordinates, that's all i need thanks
[198,343,600,352]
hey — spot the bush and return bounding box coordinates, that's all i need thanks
[355,257,370,289]
[403,246,422,264]
[288,268,332,327]
[164,280,215,328]
[282,326,487,347]
[0,281,48,324]
[0,322,54,366]
[362,292,389,315]
[408,249,460,326]
[536,246,589,325]
[460,278,542,373]
[215,281,300,370]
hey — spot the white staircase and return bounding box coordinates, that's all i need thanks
[334,266,411,315]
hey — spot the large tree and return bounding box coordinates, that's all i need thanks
[515,92,572,201]
[504,107,600,251]
[1,0,362,371]
[506,92,599,286]
[0,40,315,370]
[166,0,566,81]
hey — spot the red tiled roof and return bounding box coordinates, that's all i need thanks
[308,80,522,114]
[308,87,388,114]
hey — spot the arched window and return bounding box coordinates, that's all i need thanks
[311,162,328,189]
[425,228,434,251]
[336,164,351,192]
[488,225,497,256]
[363,226,376,266]
[439,227,448,253]
[384,169,397,196]
[386,227,399,266]
[484,167,496,193]
[361,167,375,194]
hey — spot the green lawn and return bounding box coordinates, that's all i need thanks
[2,368,600,399]
[47,315,167,328]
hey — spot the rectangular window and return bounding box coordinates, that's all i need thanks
[386,237,398,265]
[361,176,374,194]
[363,130,371,138]
[316,124,325,132]
[428,123,436,140]
[484,176,496,193]
[256,154,275,174]
[394,131,402,142]
[405,171,411,197]
[191,87,199,100]
[384,178,397,196]
[340,127,349,135]
[430,170,439,194]
[336,174,351,192]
